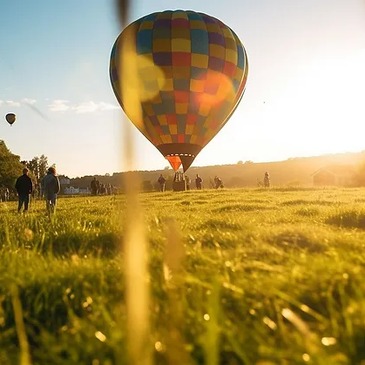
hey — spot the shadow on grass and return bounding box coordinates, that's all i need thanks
[326,210,365,229]
[198,218,242,231]
[212,203,272,213]
[40,232,121,257]
[269,231,326,253]
[280,199,334,206]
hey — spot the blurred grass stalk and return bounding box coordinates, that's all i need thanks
[120,53,153,365]
[163,220,193,365]
[11,284,32,365]
[123,178,151,365]
[116,1,152,364]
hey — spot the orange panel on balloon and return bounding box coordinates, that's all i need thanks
[166,155,182,171]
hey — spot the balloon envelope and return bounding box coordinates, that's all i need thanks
[110,10,248,171]
[5,113,16,125]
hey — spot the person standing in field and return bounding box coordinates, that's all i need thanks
[195,174,203,189]
[264,171,270,188]
[90,177,100,195]
[157,174,166,192]
[185,175,191,190]
[4,187,9,201]
[214,176,224,189]
[41,167,60,214]
[15,167,33,213]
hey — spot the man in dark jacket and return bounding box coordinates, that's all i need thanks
[15,168,33,213]
[157,174,166,192]
[41,167,60,214]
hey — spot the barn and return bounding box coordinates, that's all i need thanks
[312,165,355,186]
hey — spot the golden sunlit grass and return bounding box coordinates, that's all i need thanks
[1,188,365,364]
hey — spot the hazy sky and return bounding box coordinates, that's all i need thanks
[1,0,364,177]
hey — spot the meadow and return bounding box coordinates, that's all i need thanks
[1,187,365,365]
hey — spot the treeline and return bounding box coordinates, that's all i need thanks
[0,140,56,196]
[0,140,24,188]
[2,138,365,194]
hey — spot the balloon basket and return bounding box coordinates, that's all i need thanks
[172,180,187,192]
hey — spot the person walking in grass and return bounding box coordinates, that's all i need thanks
[41,167,60,214]
[15,167,33,213]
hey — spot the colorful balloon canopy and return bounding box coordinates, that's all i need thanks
[5,113,16,126]
[110,9,248,171]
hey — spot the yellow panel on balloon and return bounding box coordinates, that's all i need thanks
[153,39,171,53]
[191,54,209,68]
[161,78,174,92]
[157,115,168,125]
[225,49,237,63]
[190,79,205,92]
[176,103,188,114]
[209,44,225,58]
[172,66,190,79]
[190,20,206,30]
[143,104,155,116]
[185,124,195,135]
[139,20,154,30]
[198,104,211,117]
[161,134,172,144]
[172,39,191,52]
[172,10,189,20]
[169,125,178,134]
[221,27,232,37]
[149,91,162,104]
[190,135,198,144]
[206,23,218,32]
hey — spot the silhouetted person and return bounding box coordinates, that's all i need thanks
[195,174,203,189]
[157,174,166,192]
[264,172,270,188]
[185,175,191,190]
[90,177,100,195]
[41,167,60,214]
[214,176,223,189]
[15,167,33,213]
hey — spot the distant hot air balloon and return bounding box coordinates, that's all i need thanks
[5,113,16,126]
[110,9,248,171]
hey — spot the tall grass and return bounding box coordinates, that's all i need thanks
[1,188,365,364]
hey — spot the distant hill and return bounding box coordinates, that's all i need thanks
[69,151,365,190]
[170,151,365,188]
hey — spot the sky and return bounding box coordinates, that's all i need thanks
[0,0,365,178]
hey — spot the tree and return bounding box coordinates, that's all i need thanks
[0,140,24,188]
[22,154,49,182]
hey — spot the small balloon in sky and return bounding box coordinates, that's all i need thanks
[110,9,249,171]
[5,113,16,126]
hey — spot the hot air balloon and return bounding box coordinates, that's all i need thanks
[5,113,16,126]
[110,10,248,171]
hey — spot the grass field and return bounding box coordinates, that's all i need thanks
[1,187,365,365]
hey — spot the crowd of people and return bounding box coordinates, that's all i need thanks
[3,167,272,212]
[156,172,231,191]
[90,177,115,195]
[156,171,272,191]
